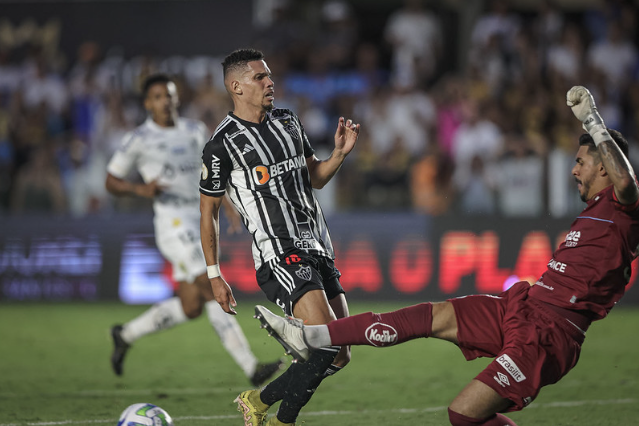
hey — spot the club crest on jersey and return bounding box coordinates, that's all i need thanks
[295,265,313,281]
[283,122,300,140]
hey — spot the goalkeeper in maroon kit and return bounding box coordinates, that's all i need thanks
[254,86,639,426]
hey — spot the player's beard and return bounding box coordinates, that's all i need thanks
[579,188,588,202]
[264,102,274,113]
[578,174,596,202]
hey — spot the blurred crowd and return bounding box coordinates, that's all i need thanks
[1,0,638,218]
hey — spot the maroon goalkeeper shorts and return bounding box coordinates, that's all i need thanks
[449,281,585,411]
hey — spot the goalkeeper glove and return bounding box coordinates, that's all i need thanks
[566,86,612,146]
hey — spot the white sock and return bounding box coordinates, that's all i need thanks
[205,300,258,377]
[304,324,332,348]
[120,297,188,344]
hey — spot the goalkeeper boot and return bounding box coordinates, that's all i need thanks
[110,325,130,376]
[250,358,286,387]
[234,389,269,426]
[254,305,310,363]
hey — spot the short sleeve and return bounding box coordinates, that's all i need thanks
[107,130,139,178]
[199,137,233,198]
[292,112,315,159]
[611,176,639,213]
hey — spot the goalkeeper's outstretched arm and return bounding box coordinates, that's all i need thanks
[567,86,639,205]
[597,132,638,205]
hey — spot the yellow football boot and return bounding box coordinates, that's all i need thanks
[234,389,270,426]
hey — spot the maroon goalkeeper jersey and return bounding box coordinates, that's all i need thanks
[529,183,639,320]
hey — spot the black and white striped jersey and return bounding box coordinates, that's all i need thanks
[199,108,334,269]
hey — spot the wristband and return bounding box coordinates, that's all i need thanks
[207,264,221,279]
[582,111,604,134]
[590,126,613,147]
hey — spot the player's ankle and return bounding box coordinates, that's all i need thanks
[249,389,270,411]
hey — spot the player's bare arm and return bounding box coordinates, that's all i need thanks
[306,117,360,189]
[221,194,243,234]
[597,140,639,205]
[199,193,237,315]
[105,173,165,199]
[566,85,639,205]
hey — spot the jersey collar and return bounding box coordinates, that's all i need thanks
[230,112,270,128]
[145,117,178,131]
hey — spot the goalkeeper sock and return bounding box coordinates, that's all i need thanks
[323,303,433,347]
[120,297,188,344]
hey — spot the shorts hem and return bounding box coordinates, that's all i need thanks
[474,372,522,412]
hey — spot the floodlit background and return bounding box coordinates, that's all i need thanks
[0,0,638,304]
[0,1,638,425]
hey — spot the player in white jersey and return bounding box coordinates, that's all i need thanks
[105,74,283,386]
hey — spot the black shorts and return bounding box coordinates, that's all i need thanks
[256,254,344,316]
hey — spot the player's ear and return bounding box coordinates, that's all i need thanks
[231,79,242,95]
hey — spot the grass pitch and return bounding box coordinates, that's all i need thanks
[0,301,637,425]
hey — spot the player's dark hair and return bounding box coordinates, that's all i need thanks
[579,129,629,159]
[222,48,265,78]
[142,73,173,99]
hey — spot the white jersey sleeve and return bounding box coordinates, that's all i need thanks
[195,120,211,150]
[107,129,142,179]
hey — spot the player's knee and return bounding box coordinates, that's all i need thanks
[431,301,457,341]
[182,303,203,319]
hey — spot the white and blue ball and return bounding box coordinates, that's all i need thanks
[117,403,174,426]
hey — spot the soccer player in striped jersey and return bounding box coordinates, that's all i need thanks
[199,49,360,426]
[105,73,283,387]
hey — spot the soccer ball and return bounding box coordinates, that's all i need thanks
[117,403,174,426]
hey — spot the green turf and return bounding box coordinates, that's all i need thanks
[0,301,637,425]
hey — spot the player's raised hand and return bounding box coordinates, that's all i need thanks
[566,86,604,132]
[210,276,238,315]
[334,116,360,157]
